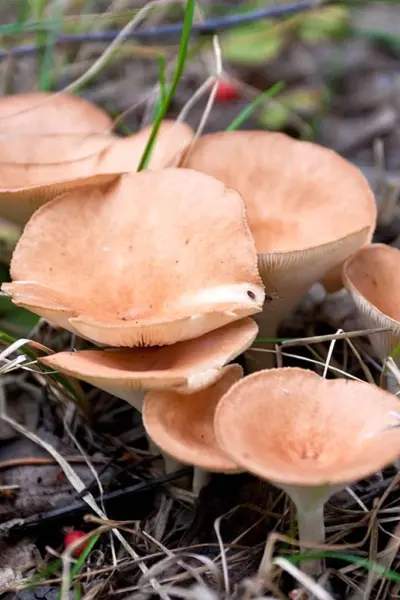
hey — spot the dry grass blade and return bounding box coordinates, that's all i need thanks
[384,357,400,389]
[280,327,392,349]
[213,513,230,595]
[273,557,335,600]
[149,584,219,600]
[251,347,364,381]
[322,328,342,378]
[0,354,28,373]
[350,517,400,600]
[181,35,222,166]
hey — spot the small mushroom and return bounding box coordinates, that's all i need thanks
[143,364,243,495]
[0,120,193,226]
[39,319,258,411]
[40,321,254,478]
[0,91,112,134]
[214,367,400,575]
[3,169,264,346]
[343,243,400,373]
[180,131,375,348]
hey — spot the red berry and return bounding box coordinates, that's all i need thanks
[64,530,88,558]
[215,80,240,102]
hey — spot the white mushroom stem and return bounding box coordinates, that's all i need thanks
[162,459,211,495]
[149,442,186,479]
[260,483,339,578]
[294,501,325,576]
[285,484,345,576]
[148,441,186,477]
[192,468,212,496]
[163,453,186,475]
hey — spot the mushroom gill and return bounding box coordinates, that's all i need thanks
[343,243,400,369]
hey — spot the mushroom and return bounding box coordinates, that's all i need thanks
[0,120,193,226]
[343,243,400,379]
[214,367,400,575]
[38,319,258,411]
[143,364,243,495]
[180,131,375,358]
[2,169,264,346]
[0,91,113,134]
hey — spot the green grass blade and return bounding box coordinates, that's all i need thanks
[226,81,284,132]
[38,2,65,91]
[152,54,167,122]
[137,0,196,171]
[55,533,100,600]
[16,0,33,26]
[390,343,400,362]
[70,533,100,579]
[286,551,400,582]
[157,54,167,103]
[26,559,62,587]
[74,585,82,600]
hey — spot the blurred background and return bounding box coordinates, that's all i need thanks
[1,1,399,157]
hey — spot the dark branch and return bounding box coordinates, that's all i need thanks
[5,468,192,536]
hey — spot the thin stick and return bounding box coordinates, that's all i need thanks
[280,327,391,349]
[250,348,364,381]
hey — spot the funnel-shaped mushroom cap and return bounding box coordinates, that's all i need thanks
[0,121,193,225]
[215,367,400,486]
[343,244,400,362]
[97,121,193,172]
[4,170,264,346]
[181,131,375,332]
[143,364,243,472]
[39,319,258,403]
[0,92,112,134]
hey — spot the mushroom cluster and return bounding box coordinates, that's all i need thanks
[1,104,265,487]
[3,93,400,577]
[146,366,400,575]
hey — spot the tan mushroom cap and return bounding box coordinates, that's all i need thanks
[0,120,193,225]
[214,367,400,487]
[39,319,258,402]
[0,92,112,134]
[343,243,400,362]
[181,131,375,331]
[143,364,243,472]
[4,169,264,346]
